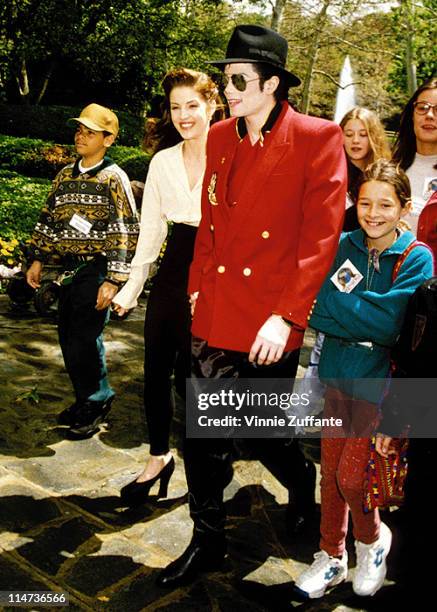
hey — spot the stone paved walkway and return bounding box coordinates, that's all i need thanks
[0,295,408,611]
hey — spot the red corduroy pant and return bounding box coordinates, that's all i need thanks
[320,387,381,557]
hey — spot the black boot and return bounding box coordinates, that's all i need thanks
[57,402,79,426]
[160,438,230,587]
[156,534,227,588]
[67,396,114,439]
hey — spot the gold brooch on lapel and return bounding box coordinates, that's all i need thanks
[208,172,218,206]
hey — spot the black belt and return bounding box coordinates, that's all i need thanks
[61,254,98,271]
[56,255,102,287]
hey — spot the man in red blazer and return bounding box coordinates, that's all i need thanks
[158,24,347,588]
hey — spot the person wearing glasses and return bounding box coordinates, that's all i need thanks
[393,77,437,240]
[157,25,347,588]
[390,77,437,593]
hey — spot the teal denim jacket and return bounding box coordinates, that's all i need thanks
[310,229,434,402]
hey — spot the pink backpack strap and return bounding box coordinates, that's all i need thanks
[392,240,432,283]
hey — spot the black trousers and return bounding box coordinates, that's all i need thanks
[184,337,314,541]
[143,223,197,455]
[57,257,114,406]
[143,288,191,455]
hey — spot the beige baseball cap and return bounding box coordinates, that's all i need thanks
[70,103,119,136]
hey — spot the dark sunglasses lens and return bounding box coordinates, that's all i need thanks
[233,74,247,91]
[221,74,247,91]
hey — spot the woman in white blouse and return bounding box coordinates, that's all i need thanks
[112,68,220,503]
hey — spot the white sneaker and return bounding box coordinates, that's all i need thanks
[295,550,348,598]
[353,522,392,597]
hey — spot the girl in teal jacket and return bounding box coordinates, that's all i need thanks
[296,160,434,600]
[313,221,433,402]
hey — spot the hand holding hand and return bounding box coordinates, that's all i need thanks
[249,314,291,366]
[111,301,128,317]
[96,281,119,311]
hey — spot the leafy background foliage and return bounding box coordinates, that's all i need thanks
[0,135,150,181]
[1,1,434,121]
[0,0,435,270]
[0,170,49,266]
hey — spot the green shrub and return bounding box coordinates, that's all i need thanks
[0,135,76,177]
[0,104,145,147]
[0,135,151,182]
[109,147,150,182]
[0,170,51,260]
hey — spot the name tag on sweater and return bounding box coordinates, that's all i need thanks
[331,259,363,293]
[69,213,93,235]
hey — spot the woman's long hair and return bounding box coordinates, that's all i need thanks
[145,68,223,153]
[340,106,391,166]
[340,106,391,203]
[392,77,437,171]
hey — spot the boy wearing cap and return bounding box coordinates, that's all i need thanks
[26,103,139,438]
[158,25,347,587]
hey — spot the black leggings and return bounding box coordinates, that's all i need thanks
[143,288,191,455]
[143,223,197,455]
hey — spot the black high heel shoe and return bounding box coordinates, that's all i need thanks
[120,456,175,505]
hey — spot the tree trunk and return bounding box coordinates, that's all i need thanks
[16,58,30,102]
[270,0,287,31]
[36,60,55,105]
[300,0,330,114]
[402,0,417,95]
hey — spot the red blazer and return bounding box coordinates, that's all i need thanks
[417,191,437,269]
[188,102,347,352]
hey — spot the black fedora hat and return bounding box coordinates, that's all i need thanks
[209,25,301,87]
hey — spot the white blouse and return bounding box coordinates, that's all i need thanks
[113,141,203,309]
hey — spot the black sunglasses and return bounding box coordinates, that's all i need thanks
[220,73,260,92]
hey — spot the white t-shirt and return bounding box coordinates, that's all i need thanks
[405,153,437,235]
[78,159,105,174]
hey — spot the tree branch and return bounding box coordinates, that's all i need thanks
[313,69,363,88]
[329,34,401,59]
[411,1,437,17]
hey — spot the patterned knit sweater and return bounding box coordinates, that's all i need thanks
[28,157,139,283]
